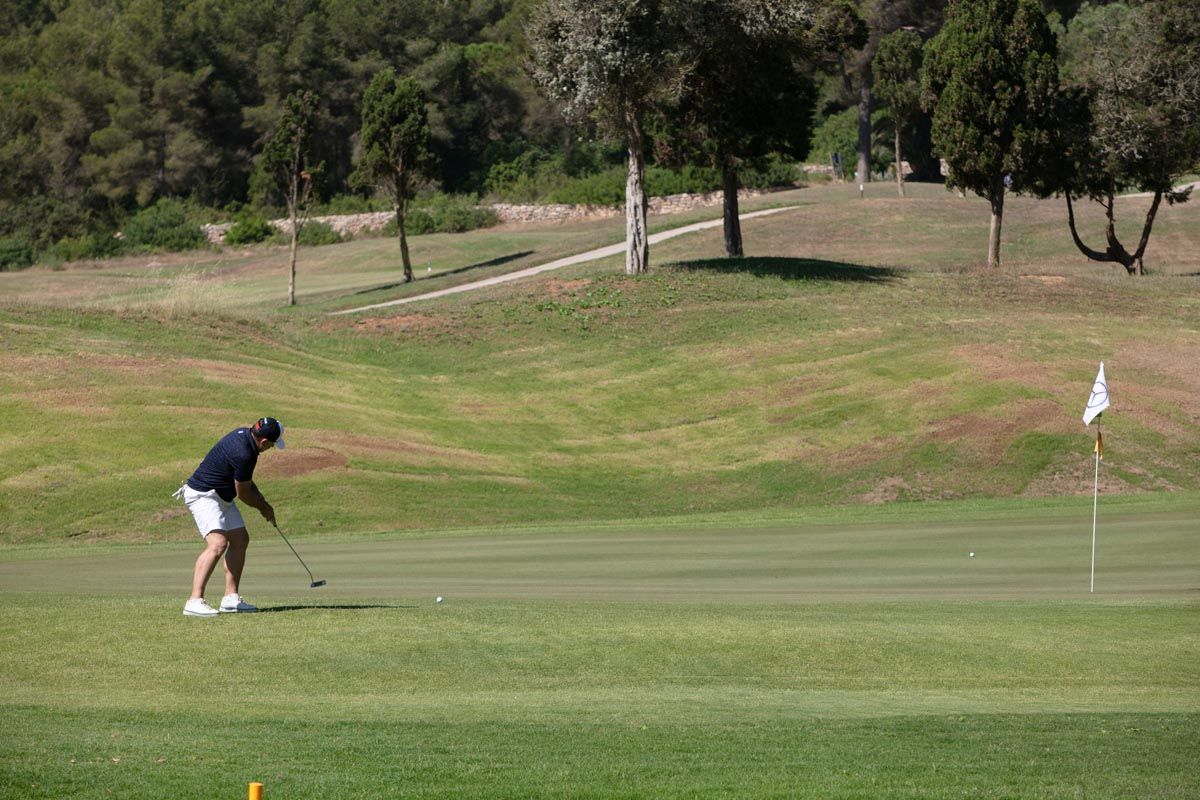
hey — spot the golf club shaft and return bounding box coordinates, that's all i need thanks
[271,521,317,583]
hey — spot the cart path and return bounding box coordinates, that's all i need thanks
[329,206,799,315]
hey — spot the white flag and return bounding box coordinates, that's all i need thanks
[1083,362,1110,426]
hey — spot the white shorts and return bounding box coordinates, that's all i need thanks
[175,485,247,537]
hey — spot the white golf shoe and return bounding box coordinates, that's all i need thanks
[219,593,258,613]
[183,598,219,617]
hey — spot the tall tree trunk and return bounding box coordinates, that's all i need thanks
[287,184,298,306]
[987,182,1004,268]
[396,199,413,283]
[1128,190,1164,276]
[894,125,905,198]
[856,79,872,184]
[722,162,743,257]
[287,226,298,306]
[624,105,649,275]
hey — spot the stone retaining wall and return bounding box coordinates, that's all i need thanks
[203,187,780,245]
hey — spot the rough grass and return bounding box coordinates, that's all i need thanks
[1,183,1198,545]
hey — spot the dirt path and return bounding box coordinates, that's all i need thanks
[329,206,799,316]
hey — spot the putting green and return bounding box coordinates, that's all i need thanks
[2,506,1195,602]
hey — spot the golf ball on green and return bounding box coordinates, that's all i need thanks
[969,552,976,558]
[436,596,444,603]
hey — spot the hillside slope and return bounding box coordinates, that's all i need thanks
[1,183,1197,544]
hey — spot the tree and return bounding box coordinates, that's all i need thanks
[921,0,1061,268]
[824,0,942,187]
[1047,0,1200,275]
[528,0,671,275]
[258,90,321,306]
[417,42,528,194]
[872,28,923,197]
[79,0,219,206]
[662,0,817,257]
[351,68,435,283]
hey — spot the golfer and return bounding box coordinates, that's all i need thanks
[175,417,285,617]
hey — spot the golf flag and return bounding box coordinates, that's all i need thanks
[1083,362,1110,593]
[1083,362,1109,425]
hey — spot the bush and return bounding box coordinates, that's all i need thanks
[122,200,208,252]
[806,108,891,178]
[224,217,275,246]
[45,232,125,263]
[0,236,35,271]
[546,167,627,205]
[269,220,342,247]
[647,165,723,195]
[315,195,391,215]
[385,195,498,236]
[741,154,802,189]
[0,197,92,253]
[297,221,342,246]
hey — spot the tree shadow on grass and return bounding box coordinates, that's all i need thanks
[353,250,535,295]
[257,604,417,613]
[672,256,899,283]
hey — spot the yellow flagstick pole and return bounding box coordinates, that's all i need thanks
[1090,423,1102,593]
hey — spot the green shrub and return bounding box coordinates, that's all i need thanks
[122,200,208,252]
[421,194,497,233]
[485,143,624,202]
[297,221,342,246]
[45,232,125,263]
[315,195,391,215]
[741,154,802,188]
[269,221,342,247]
[384,195,498,236]
[0,236,35,271]
[807,108,891,178]
[648,165,724,195]
[403,211,435,236]
[224,217,275,246]
[0,197,91,253]
[546,167,627,205]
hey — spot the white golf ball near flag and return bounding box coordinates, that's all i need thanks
[1083,362,1109,426]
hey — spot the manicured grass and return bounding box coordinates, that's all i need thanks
[2,506,1198,799]
[5,705,1195,799]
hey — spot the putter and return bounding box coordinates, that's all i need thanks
[271,521,326,588]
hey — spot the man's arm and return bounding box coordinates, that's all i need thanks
[235,479,276,524]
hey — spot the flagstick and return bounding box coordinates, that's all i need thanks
[1090,422,1100,593]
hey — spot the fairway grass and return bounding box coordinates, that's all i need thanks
[3,508,1197,798]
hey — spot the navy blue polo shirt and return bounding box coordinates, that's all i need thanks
[187,428,260,501]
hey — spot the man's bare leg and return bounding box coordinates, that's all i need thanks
[222,528,249,596]
[191,531,230,600]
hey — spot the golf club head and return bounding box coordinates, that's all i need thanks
[310,580,327,588]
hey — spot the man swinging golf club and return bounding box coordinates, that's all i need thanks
[175,417,285,617]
